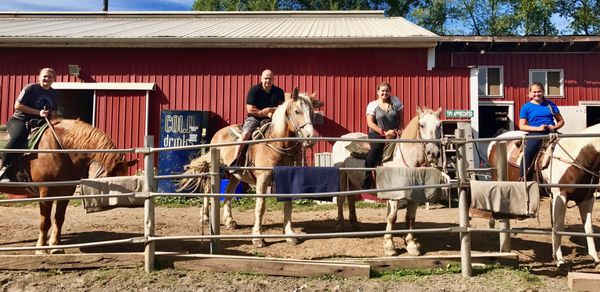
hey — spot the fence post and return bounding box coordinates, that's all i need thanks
[455,129,472,277]
[143,135,156,273]
[209,147,221,254]
[497,142,511,252]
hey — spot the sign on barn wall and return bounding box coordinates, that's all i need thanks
[158,110,211,193]
[445,109,474,118]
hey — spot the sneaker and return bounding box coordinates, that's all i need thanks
[0,177,9,183]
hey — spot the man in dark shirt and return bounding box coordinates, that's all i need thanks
[0,67,58,181]
[230,69,285,167]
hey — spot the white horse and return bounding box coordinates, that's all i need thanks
[331,107,442,256]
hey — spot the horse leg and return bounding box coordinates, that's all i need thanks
[578,197,600,267]
[283,200,298,244]
[405,200,421,256]
[552,194,568,268]
[200,196,209,224]
[223,177,240,229]
[383,200,399,256]
[49,199,69,254]
[252,197,267,247]
[336,194,346,232]
[348,194,358,231]
[36,201,53,255]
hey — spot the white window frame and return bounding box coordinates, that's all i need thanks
[478,66,504,98]
[528,69,564,98]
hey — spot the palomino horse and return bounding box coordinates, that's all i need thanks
[488,124,600,269]
[179,89,321,247]
[331,107,442,256]
[0,119,137,253]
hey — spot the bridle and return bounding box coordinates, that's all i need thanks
[265,99,313,157]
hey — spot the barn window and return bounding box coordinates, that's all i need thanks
[529,69,564,97]
[478,66,503,98]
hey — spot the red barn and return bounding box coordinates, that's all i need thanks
[0,11,471,171]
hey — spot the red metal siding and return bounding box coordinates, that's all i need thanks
[0,47,469,163]
[95,91,146,175]
[451,52,600,123]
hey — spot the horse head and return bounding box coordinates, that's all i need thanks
[280,87,321,147]
[416,106,442,165]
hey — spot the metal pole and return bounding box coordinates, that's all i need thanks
[456,129,472,277]
[497,142,511,252]
[143,136,155,273]
[209,148,221,254]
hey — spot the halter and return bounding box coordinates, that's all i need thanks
[263,101,312,158]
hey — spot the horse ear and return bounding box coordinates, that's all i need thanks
[292,87,299,101]
[125,159,138,168]
[312,99,324,109]
[435,107,443,116]
[416,106,423,115]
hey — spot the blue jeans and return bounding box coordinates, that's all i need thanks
[520,132,547,177]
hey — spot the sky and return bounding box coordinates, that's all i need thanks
[0,0,196,11]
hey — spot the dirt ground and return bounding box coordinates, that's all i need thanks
[1,197,599,291]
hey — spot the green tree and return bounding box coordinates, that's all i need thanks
[410,0,459,34]
[557,0,600,35]
[513,0,557,35]
[457,0,518,35]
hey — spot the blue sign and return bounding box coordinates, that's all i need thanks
[158,110,210,193]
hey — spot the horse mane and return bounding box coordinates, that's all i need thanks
[401,115,419,139]
[271,93,313,137]
[54,119,123,167]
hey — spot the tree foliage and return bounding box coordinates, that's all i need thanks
[191,0,600,36]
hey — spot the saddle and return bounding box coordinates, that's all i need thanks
[0,122,49,184]
[227,120,272,168]
[506,136,558,180]
[345,140,395,162]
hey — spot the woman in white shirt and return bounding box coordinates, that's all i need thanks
[362,81,404,189]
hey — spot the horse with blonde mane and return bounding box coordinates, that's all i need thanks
[0,119,137,253]
[331,107,442,256]
[178,89,322,247]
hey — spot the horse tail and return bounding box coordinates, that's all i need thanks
[177,153,211,193]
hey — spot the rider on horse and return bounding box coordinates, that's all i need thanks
[230,69,285,167]
[0,67,58,182]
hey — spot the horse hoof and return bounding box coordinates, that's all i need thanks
[253,239,267,248]
[225,221,237,230]
[335,224,344,232]
[406,243,421,256]
[557,260,570,272]
[35,249,48,255]
[383,241,397,256]
[286,237,299,245]
[595,262,600,270]
[349,223,359,231]
[50,249,65,255]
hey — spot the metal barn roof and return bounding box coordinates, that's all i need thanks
[0,11,439,48]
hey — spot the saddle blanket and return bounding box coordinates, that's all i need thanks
[273,166,338,202]
[79,176,146,213]
[470,180,540,219]
[375,167,445,204]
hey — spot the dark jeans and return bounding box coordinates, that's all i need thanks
[1,117,28,167]
[520,131,547,177]
[365,131,385,178]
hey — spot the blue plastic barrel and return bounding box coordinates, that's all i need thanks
[220,179,244,201]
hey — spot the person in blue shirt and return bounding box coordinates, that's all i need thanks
[518,82,564,178]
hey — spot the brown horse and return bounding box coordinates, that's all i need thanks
[179,89,322,247]
[0,119,137,253]
[488,125,600,269]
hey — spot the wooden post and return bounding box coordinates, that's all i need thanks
[143,136,156,273]
[455,129,472,277]
[209,148,221,254]
[497,142,511,252]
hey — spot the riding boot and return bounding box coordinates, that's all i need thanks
[361,171,374,190]
[230,143,248,169]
